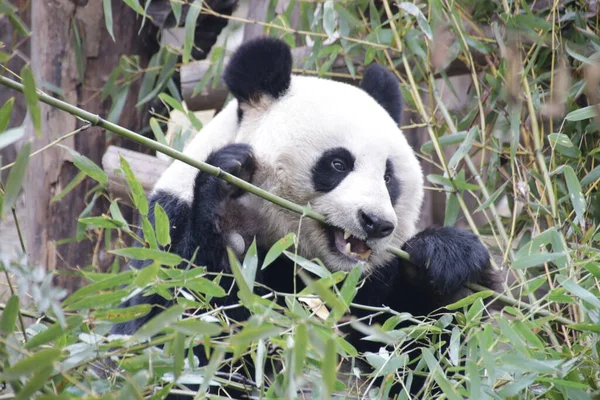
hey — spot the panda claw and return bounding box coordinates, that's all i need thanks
[204,143,257,199]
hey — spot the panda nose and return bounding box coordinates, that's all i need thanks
[359,210,395,239]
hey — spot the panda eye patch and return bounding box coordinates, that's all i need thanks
[312,147,355,192]
[385,159,401,205]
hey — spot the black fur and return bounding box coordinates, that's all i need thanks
[311,147,355,192]
[360,64,403,125]
[385,159,401,205]
[223,37,293,103]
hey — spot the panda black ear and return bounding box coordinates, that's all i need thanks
[223,38,293,104]
[360,64,403,125]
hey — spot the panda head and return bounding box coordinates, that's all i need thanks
[224,38,424,273]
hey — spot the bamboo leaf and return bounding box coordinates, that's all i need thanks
[0,295,19,335]
[448,127,478,171]
[109,201,130,232]
[134,305,184,341]
[323,1,337,39]
[141,215,158,249]
[103,0,115,41]
[25,315,83,349]
[64,289,130,311]
[133,261,159,288]
[136,51,177,106]
[563,165,587,226]
[581,165,600,187]
[421,131,468,154]
[475,180,509,212]
[565,105,597,121]
[119,155,148,215]
[242,238,259,291]
[78,216,124,229]
[63,271,135,306]
[0,97,14,132]
[21,65,41,137]
[445,290,494,310]
[15,366,54,400]
[298,270,346,319]
[294,323,308,376]
[512,252,568,269]
[122,0,146,15]
[171,319,222,336]
[7,13,29,36]
[339,266,361,309]
[558,277,600,309]
[262,233,296,269]
[107,87,129,124]
[149,117,168,145]
[110,247,182,266]
[93,304,152,323]
[3,141,31,213]
[322,337,337,398]
[444,192,459,226]
[154,203,171,246]
[548,133,574,148]
[421,349,463,400]
[0,125,24,150]
[59,145,108,187]
[51,170,86,202]
[183,0,203,64]
[72,20,85,83]
[0,348,61,380]
[158,93,185,113]
[227,248,253,304]
[171,1,182,24]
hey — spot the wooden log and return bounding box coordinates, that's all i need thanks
[102,146,169,201]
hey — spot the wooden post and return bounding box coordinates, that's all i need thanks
[24,0,151,292]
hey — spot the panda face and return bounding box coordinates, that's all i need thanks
[235,76,424,272]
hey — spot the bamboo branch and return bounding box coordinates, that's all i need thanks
[0,75,577,327]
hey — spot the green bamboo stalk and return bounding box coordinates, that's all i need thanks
[0,75,577,327]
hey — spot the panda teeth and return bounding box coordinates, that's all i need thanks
[344,242,352,254]
[344,230,352,240]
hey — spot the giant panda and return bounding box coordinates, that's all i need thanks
[113,37,498,398]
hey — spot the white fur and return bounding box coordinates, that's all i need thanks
[155,75,424,273]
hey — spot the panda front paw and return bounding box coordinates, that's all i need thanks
[205,143,257,198]
[403,227,491,295]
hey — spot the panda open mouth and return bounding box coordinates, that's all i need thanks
[328,227,372,262]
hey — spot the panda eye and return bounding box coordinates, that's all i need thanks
[384,173,392,184]
[331,159,347,172]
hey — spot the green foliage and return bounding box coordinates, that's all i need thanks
[1,0,600,399]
